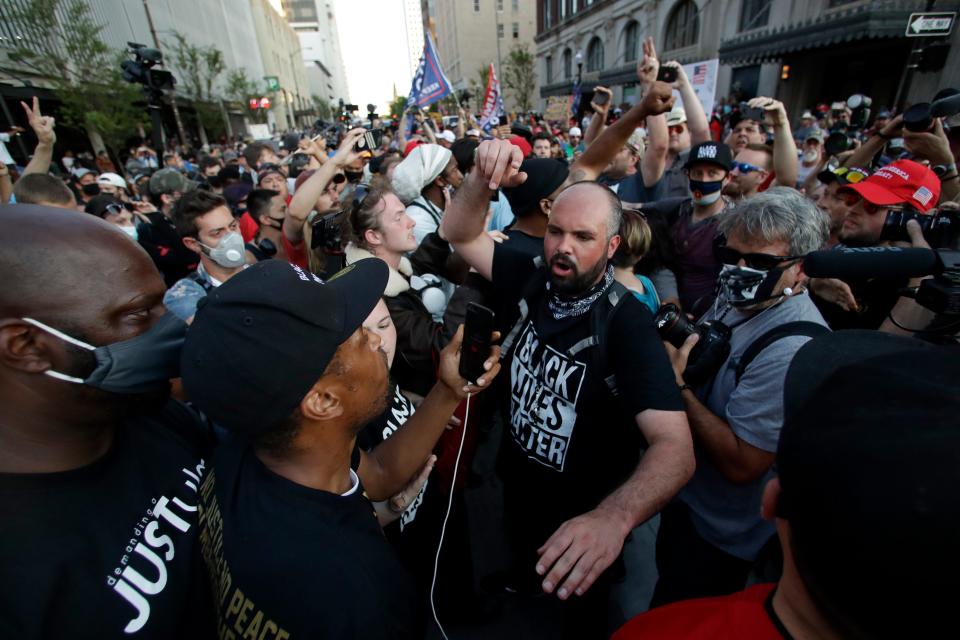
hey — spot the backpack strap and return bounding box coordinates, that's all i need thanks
[407,199,442,227]
[500,256,548,357]
[186,270,215,294]
[734,321,830,385]
[566,281,631,396]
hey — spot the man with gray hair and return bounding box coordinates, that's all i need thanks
[653,187,830,607]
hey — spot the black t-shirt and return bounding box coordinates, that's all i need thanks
[813,275,906,330]
[358,385,444,581]
[198,439,421,639]
[0,400,213,638]
[503,228,544,259]
[491,243,682,563]
[138,211,199,287]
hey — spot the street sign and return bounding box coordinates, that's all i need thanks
[905,12,956,37]
[264,76,280,92]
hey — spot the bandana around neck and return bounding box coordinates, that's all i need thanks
[547,265,615,320]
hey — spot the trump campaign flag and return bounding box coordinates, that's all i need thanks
[405,33,454,134]
[479,63,506,133]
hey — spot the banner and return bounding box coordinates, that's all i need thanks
[544,96,570,123]
[678,58,719,117]
[405,32,454,134]
[479,63,506,133]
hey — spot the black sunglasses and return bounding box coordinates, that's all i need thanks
[715,244,802,271]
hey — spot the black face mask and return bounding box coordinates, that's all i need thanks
[81,183,101,197]
[344,170,364,183]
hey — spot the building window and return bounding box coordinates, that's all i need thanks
[497,23,504,38]
[586,37,604,72]
[497,0,503,11]
[739,0,770,32]
[560,0,567,22]
[545,55,553,83]
[623,20,639,63]
[474,0,480,12]
[828,0,857,6]
[563,48,572,79]
[544,0,552,28]
[512,22,519,38]
[663,0,700,51]
[513,0,519,10]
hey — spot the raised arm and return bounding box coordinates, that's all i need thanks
[456,106,467,139]
[844,115,901,170]
[417,110,438,144]
[443,139,527,280]
[750,97,798,188]
[21,97,55,177]
[636,38,669,188]
[568,81,674,184]
[904,118,960,204]
[663,61,709,145]
[583,86,612,146]
[286,128,364,244]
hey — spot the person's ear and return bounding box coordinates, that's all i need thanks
[300,379,344,422]
[0,320,61,375]
[363,228,383,249]
[538,198,552,217]
[182,236,203,256]
[606,234,621,260]
[761,476,781,521]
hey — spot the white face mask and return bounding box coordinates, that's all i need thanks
[62,157,75,169]
[200,231,246,269]
[803,150,819,164]
[120,225,139,241]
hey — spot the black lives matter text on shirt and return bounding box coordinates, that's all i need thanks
[491,243,683,556]
[0,400,213,638]
[198,441,422,640]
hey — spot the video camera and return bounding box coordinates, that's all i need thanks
[881,206,960,248]
[121,42,175,96]
[823,94,873,155]
[903,90,960,132]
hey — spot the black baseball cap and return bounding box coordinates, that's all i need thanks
[181,258,389,436]
[502,158,569,217]
[776,331,960,635]
[684,141,733,172]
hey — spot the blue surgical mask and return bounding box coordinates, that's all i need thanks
[21,313,187,394]
[689,178,724,206]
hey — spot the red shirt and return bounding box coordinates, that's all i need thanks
[282,234,308,269]
[239,211,259,243]
[612,584,786,640]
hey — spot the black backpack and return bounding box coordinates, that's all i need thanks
[733,321,830,385]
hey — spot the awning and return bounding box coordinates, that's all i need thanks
[718,0,936,65]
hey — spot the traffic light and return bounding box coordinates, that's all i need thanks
[780,64,791,81]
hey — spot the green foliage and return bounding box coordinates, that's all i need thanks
[5,0,146,152]
[224,68,266,123]
[503,44,536,112]
[166,31,226,102]
[389,96,408,119]
[312,95,334,121]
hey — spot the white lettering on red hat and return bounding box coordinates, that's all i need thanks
[913,186,934,207]
[876,166,910,181]
[698,144,717,159]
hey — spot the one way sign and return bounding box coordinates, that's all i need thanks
[906,12,956,37]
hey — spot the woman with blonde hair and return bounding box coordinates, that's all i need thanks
[612,208,661,314]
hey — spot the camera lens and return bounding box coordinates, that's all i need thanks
[903,103,934,132]
[654,303,697,349]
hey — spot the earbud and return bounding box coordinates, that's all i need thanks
[783,287,793,297]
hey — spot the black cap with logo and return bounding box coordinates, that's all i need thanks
[684,141,734,172]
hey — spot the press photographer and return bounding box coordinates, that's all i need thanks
[653,187,830,606]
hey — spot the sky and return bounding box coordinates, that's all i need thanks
[332,0,416,114]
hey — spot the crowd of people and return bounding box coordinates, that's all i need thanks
[1,34,958,640]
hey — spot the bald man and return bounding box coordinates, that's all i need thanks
[0,205,212,637]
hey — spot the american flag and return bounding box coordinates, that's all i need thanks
[692,65,707,85]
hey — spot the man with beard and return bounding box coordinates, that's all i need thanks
[445,139,694,639]
[0,205,212,637]
[180,259,500,638]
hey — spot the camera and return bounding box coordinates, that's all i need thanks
[310,210,345,252]
[903,91,960,132]
[881,207,960,249]
[824,131,854,156]
[846,94,872,130]
[655,303,732,385]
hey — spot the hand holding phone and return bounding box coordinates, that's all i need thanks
[656,66,678,84]
[458,303,495,384]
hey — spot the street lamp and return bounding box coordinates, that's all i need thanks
[575,50,583,84]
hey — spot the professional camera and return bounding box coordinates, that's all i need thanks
[881,207,960,248]
[655,303,732,385]
[903,90,960,132]
[310,210,345,253]
[846,94,872,130]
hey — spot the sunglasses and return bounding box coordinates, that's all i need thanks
[839,191,900,215]
[669,125,686,135]
[732,161,763,174]
[715,244,802,271]
[832,167,869,184]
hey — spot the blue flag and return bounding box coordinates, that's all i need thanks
[405,33,454,135]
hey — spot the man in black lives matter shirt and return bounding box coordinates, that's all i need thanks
[180,259,501,639]
[444,132,694,638]
[0,205,212,638]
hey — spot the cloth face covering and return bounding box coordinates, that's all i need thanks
[547,265,615,320]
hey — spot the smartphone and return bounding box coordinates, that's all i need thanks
[656,66,678,84]
[743,106,766,122]
[593,91,610,106]
[354,129,383,152]
[459,303,495,384]
[499,115,509,126]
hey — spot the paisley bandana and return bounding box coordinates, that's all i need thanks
[547,265,615,320]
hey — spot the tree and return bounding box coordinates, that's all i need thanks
[312,95,335,121]
[389,96,408,119]
[225,68,266,124]
[503,44,537,112]
[166,32,228,144]
[4,0,147,154]
[469,65,492,114]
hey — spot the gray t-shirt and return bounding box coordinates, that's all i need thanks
[679,291,828,561]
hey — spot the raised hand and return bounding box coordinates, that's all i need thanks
[639,81,675,118]
[21,96,55,146]
[474,139,528,190]
[637,37,660,87]
[438,325,502,397]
